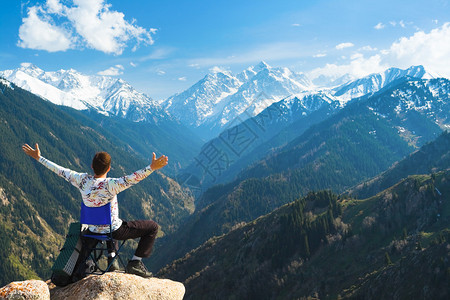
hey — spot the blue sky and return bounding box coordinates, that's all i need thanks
[0,0,449,100]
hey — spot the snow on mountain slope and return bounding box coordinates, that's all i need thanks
[333,65,434,102]
[0,63,161,121]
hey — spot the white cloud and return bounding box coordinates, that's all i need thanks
[374,22,385,30]
[18,0,156,54]
[291,23,301,27]
[385,22,450,76]
[130,62,137,67]
[309,22,450,80]
[360,45,378,51]
[97,64,124,76]
[336,42,354,50]
[178,77,187,81]
[313,53,327,58]
[18,6,74,52]
[157,70,166,75]
[308,53,387,80]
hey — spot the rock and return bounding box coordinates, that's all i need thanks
[49,272,185,300]
[0,279,50,300]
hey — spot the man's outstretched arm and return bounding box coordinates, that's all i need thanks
[108,152,169,195]
[22,143,85,187]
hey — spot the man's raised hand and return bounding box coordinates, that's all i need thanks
[150,152,168,171]
[22,143,41,161]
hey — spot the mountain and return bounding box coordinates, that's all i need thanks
[164,68,242,129]
[0,63,165,122]
[0,79,194,286]
[177,66,440,188]
[164,61,314,139]
[333,65,435,101]
[159,171,450,299]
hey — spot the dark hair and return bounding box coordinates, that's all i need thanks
[92,152,111,175]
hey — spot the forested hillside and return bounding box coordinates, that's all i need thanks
[0,80,194,285]
[160,171,450,299]
[348,131,450,199]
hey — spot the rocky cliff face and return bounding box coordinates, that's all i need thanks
[0,273,185,300]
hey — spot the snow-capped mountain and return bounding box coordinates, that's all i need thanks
[164,61,314,139]
[212,62,313,125]
[367,78,450,131]
[0,63,163,122]
[333,65,435,102]
[165,68,242,127]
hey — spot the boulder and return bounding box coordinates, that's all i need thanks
[49,272,185,300]
[0,279,50,300]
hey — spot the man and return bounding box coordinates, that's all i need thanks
[22,143,168,278]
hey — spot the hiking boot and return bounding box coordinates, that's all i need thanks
[125,260,153,278]
[107,257,121,272]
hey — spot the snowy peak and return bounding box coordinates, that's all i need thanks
[236,61,269,83]
[19,62,45,77]
[333,65,435,102]
[164,69,241,126]
[0,64,161,122]
[253,61,271,72]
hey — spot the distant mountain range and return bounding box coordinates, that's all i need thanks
[164,63,436,139]
[0,63,165,123]
[0,62,440,142]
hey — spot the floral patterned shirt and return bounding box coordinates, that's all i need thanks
[38,157,154,233]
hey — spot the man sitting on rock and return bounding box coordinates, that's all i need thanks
[22,143,168,278]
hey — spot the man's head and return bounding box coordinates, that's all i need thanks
[92,152,111,176]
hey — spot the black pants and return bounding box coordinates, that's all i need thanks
[84,220,159,258]
[112,220,159,258]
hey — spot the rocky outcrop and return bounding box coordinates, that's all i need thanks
[1,273,185,300]
[0,279,50,299]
